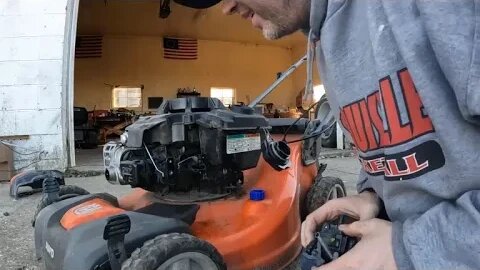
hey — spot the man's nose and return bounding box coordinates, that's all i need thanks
[222,0,238,15]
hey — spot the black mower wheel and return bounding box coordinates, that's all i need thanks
[32,185,90,227]
[305,176,347,214]
[122,233,226,270]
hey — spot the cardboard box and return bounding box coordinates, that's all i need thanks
[0,143,14,182]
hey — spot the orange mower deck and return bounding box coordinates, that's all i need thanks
[119,142,317,269]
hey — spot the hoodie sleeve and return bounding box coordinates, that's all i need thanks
[392,191,480,270]
[416,0,480,124]
[379,1,480,269]
[356,168,374,194]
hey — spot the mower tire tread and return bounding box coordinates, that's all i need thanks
[32,185,90,226]
[122,233,226,270]
[305,176,346,214]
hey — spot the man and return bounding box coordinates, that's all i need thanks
[223,1,480,270]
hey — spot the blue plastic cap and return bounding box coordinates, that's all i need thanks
[250,189,265,201]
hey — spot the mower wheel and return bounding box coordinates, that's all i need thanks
[305,176,346,214]
[32,185,90,227]
[122,233,226,270]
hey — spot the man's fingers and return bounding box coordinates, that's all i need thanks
[301,221,307,246]
[301,200,344,247]
[316,260,350,270]
[316,252,355,270]
[302,210,331,247]
[339,220,373,237]
[315,243,363,270]
[301,196,369,247]
[301,217,316,247]
[301,220,314,247]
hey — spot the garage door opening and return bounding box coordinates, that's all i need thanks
[66,0,313,170]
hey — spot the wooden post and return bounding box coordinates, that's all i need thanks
[0,143,14,182]
[0,135,30,181]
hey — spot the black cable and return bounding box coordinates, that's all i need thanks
[281,101,320,141]
[286,120,337,144]
[15,159,42,171]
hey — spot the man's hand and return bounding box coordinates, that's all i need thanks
[315,219,397,270]
[301,191,380,247]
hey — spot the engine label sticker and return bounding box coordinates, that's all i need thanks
[226,134,261,154]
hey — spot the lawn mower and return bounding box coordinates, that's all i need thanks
[32,49,347,270]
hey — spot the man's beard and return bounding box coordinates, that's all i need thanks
[262,20,293,40]
[258,2,310,40]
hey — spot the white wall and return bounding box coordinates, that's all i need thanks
[0,0,68,171]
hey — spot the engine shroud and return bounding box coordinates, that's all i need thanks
[104,97,269,198]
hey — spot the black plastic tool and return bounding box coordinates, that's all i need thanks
[300,215,358,270]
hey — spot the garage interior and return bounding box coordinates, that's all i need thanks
[72,0,324,169]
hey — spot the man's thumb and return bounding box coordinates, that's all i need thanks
[338,220,369,237]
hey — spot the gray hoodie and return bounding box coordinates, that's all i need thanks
[309,0,480,269]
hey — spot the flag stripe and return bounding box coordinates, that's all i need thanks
[164,55,197,58]
[164,53,198,56]
[165,57,197,60]
[164,49,197,53]
[165,54,197,56]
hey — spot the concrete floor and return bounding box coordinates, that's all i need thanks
[0,154,360,270]
[320,155,360,195]
[74,147,104,172]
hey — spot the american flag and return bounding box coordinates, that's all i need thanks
[75,35,103,58]
[163,37,198,60]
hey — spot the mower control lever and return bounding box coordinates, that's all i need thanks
[103,214,131,270]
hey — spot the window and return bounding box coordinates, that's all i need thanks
[313,84,326,102]
[112,86,142,108]
[210,87,235,106]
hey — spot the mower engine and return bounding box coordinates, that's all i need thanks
[104,97,269,196]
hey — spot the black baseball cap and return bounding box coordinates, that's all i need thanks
[174,0,221,9]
